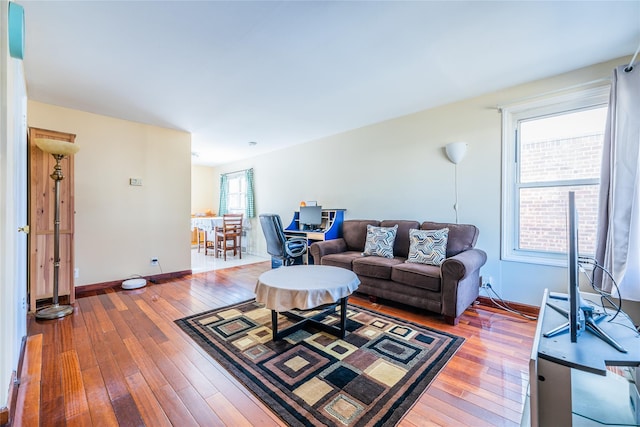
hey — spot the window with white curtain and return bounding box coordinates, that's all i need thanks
[501,85,609,265]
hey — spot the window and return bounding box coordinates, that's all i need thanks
[501,86,609,265]
[225,172,247,214]
[219,168,255,217]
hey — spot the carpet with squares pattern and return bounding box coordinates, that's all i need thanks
[175,300,464,426]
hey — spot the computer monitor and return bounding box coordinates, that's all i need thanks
[567,191,581,342]
[543,191,626,352]
[299,206,322,229]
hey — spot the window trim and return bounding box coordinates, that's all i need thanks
[501,85,610,266]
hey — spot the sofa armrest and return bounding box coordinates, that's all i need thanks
[441,249,487,280]
[440,248,488,324]
[309,239,348,264]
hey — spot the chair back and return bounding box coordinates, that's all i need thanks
[259,214,287,258]
[222,213,243,235]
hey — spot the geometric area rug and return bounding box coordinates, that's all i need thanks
[175,299,464,427]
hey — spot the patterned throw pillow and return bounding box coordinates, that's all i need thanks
[406,228,449,266]
[362,224,398,258]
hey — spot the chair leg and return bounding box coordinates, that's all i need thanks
[221,237,226,261]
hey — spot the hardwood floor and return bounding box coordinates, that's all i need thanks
[14,262,536,426]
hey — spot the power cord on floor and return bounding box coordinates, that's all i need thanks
[481,283,538,321]
[149,260,163,283]
[130,261,164,284]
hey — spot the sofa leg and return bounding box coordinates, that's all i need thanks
[444,315,459,326]
[368,295,377,303]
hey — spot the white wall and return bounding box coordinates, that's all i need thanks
[191,164,216,215]
[28,101,192,285]
[210,56,639,321]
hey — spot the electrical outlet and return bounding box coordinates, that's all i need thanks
[151,257,159,266]
[480,276,493,289]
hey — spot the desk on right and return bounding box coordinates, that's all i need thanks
[527,289,640,426]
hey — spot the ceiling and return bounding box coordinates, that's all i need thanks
[20,1,640,166]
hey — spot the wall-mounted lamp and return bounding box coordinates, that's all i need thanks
[444,142,468,223]
[445,141,468,164]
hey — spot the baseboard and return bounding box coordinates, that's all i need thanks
[75,269,192,298]
[476,296,540,318]
[1,336,26,426]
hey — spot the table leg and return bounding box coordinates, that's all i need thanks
[339,296,348,338]
[270,296,349,341]
[203,230,207,255]
[271,309,278,341]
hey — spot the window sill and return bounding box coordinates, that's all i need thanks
[502,250,567,268]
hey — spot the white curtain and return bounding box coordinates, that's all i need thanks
[595,64,640,301]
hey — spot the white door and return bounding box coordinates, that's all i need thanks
[14,59,28,341]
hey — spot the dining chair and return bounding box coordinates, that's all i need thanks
[214,213,243,260]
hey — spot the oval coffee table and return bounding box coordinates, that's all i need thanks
[255,265,360,340]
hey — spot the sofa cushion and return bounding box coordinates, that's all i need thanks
[353,256,405,280]
[320,251,363,270]
[363,224,398,258]
[406,228,449,266]
[342,220,380,252]
[391,262,442,292]
[380,220,420,258]
[421,221,479,257]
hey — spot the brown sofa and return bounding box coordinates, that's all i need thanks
[309,220,487,325]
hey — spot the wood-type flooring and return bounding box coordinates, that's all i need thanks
[13,261,536,426]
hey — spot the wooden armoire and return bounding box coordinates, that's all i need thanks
[28,127,76,312]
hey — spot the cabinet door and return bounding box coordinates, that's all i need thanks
[28,127,76,312]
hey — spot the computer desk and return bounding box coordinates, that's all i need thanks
[283,209,346,264]
[528,289,640,426]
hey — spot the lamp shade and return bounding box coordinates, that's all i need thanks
[445,142,467,164]
[35,138,80,156]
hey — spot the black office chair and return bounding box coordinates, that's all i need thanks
[259,214,308,267]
